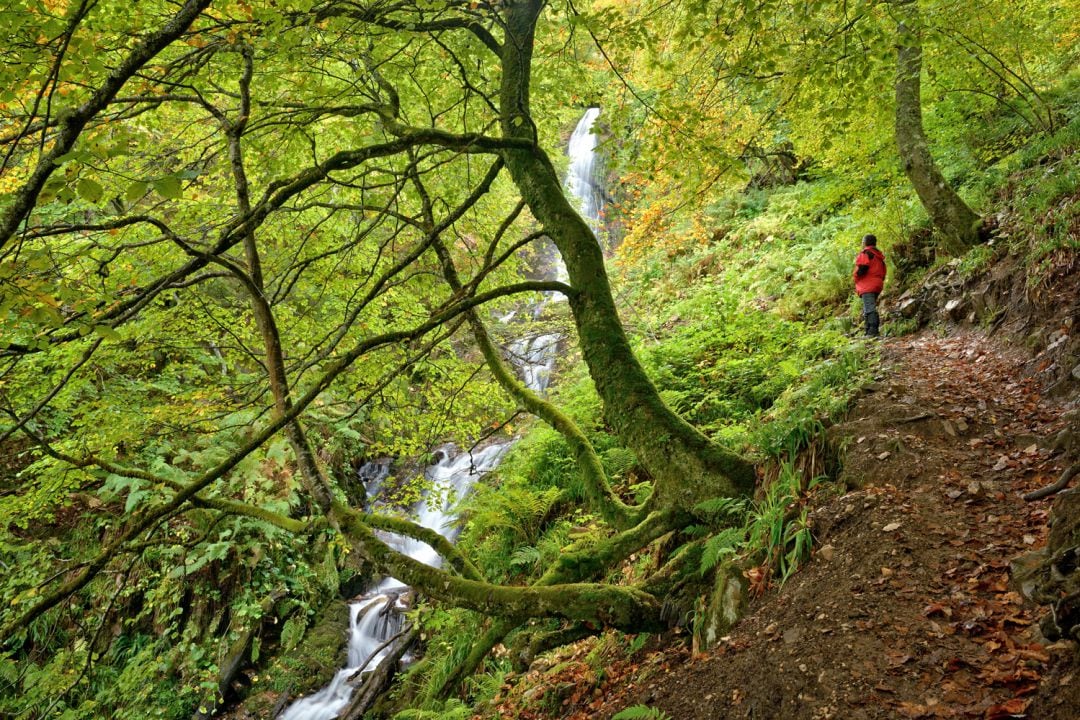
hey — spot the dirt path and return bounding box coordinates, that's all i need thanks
[495,330,1079,719]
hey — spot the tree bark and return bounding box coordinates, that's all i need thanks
[334,502,665,632]
[223,50,335,514]
[894,0,982,253]
[338,626,418,720]
[497,0,755,511]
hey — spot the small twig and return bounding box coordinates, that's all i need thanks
[896,412,935,424]
[347,625,410,682]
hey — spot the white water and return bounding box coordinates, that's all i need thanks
[280,108,604,719]
[564,107,605,240]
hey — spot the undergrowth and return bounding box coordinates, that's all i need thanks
[410,63,1080,720]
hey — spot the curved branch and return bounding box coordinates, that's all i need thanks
[334,502,663,631]
[7,417,307,534]
[1024,463,1080,502]
[427,509,679,697]
[0,279,570,646]
[364,512,484,582]
[314,1,503,56]
[406,160,637,527]
[0,0,213,251]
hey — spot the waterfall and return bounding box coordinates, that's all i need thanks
[564,107,605,238]
[279,108,604,719]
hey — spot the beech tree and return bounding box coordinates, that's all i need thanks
[892,0,982,252]
[596,0,1065,255]
[0,0,755,693]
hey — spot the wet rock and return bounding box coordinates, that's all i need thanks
[1011,550,1049,602]
[1049,489,1080,551]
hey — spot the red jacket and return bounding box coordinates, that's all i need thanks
[853,246,886,296]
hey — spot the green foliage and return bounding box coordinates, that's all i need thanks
[699,527,745,576]
[392,699,474,720]
[746,459,817,583]
[612,705,673,720]
[0,0,1076,717]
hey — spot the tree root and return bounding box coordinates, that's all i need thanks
[1023,463,1080,501]
[508,622,598,672]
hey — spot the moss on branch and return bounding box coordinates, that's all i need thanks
[333,503,664,631]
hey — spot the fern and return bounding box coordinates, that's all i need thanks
[459,484,561,546]
[601,446,638,477]
[509,545,542,570]
[393,701,472,720]
[694,496,749,525]
[699,527,744,575]
[612,705,672,720]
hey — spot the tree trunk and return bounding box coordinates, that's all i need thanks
[223,53,336,515]
[497,0,755,511]
[894,0,982,254]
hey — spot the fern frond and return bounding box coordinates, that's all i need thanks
[601,446,638,476]
[694,496,749,524]
[699,527,744,575]
[509,545,542,569]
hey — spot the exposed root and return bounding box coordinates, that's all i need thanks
[1024,463,1080,501]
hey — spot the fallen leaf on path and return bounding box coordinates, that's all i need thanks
[923,602,952,618]
[984,697,1031,719]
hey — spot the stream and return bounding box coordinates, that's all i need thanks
[279,107,606,720]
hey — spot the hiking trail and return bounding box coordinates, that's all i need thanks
[490,329,1079,720]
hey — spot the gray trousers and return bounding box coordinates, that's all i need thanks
[861,292,880,337]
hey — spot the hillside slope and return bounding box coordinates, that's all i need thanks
[485,330,1079,719]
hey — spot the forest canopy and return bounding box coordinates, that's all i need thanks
[1,0,1077,718]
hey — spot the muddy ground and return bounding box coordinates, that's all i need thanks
[489,330,1080,719]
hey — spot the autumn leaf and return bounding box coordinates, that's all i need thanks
[984,697,1031,719]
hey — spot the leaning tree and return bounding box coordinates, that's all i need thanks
[0,0,756,705]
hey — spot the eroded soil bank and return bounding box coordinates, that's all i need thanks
[492,330,1080,719]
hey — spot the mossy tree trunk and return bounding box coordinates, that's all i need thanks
[894,0,982,253]
[223,48,336,515]
[497,0,755,512]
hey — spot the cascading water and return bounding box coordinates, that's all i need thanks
[564,107,605,239]
[280,108,605,719]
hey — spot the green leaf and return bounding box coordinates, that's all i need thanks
[124,488,149,513]
[124,181,148,203]
[76,177,104,203]
[153,176,182,199]
[93,324,121,341]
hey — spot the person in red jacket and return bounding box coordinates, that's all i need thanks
[853,234,886,337]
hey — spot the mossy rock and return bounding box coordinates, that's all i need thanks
[692,561,747,652]
[233,599,351,716]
